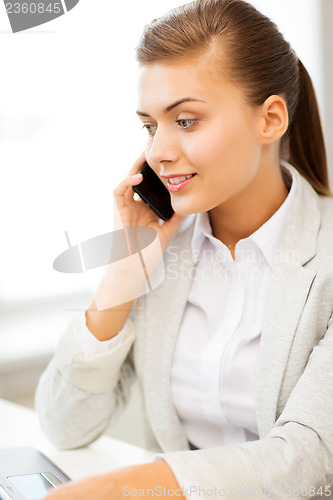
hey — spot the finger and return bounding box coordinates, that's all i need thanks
[124,181,140,204]
[113,174,143,210]
[113,176,145,230]
[113,153,146,211]
[126,152,147,176]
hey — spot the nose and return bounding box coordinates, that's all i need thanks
[146,127,179,168]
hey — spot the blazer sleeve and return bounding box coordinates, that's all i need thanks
[35,314,136,449]
[163,312,333,500]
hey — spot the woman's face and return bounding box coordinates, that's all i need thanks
[136,56,266,216]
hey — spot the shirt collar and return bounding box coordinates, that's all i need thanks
[191,210,212,264]
[250,162,297,268]
[191,162,297,267]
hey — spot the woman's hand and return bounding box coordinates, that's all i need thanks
[86,153,185,340]
[44,460,185,499]
[113,153,184,254]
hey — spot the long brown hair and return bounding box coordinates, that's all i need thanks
[136,0,331,196]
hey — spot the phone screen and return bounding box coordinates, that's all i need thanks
[8,473,56,499]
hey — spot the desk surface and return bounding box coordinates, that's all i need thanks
[0,398,155,480]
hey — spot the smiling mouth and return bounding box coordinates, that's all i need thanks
[168,174,196,184]
[166,173,197,192]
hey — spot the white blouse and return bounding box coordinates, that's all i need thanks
[79,163,297,449]
[171,164,296,448]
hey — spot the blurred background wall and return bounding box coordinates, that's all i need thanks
[0,0,332,448]
[322,0,333,186]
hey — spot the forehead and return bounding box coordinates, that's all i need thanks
[137,57,242,110]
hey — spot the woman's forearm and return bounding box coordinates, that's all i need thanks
[86,297,136,341]
[46,461,185,499]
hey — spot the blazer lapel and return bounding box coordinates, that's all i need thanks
[256,169,320,438]
[143,223,196,451]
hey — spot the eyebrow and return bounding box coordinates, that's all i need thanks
[136,98,206,117]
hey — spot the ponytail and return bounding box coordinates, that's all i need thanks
[288,59,331,196]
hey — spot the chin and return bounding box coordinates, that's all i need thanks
[171,194,202,215]
[172,204,198,216]
[172,198,210,216]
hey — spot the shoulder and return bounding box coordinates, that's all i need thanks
[291,167,333,257]
[316,195,333,248]
[311,194,333,287]
[317,194,333,225]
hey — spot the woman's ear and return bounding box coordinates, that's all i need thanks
[259,95,289,144]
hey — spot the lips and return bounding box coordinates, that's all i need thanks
[166,173,197,193]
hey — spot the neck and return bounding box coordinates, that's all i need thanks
[208,159,289,256]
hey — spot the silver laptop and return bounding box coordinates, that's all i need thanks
[0,447,70,500]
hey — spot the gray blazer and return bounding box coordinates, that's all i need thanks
[36,166,333,499]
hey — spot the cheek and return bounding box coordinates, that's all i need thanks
[185,118,255,169]
[144,139,153,157]
[203,115,257,169]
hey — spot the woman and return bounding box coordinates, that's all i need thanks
[37,0,333,498]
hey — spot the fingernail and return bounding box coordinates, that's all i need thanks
[133,173,143,178]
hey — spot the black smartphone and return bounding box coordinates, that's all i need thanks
[132,162,174,221]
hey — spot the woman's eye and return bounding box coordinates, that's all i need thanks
[177,119,197,129]
[142,124,157,135]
